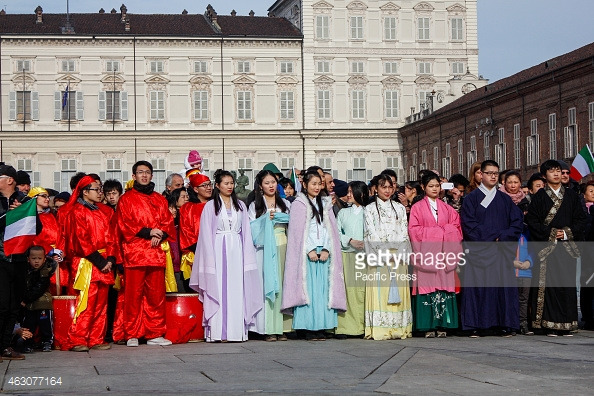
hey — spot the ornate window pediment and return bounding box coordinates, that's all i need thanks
[144,75,170,84]
[413,2,434,12]
[347,1,368,11]
[381,76,403,87]
[347,76,369,85]
[276,76,299,86]
[57,74,81,84]
[232,75,256,85]
[313,75,335,85]
[312,1,334,10]
[100,74,124,85]
[11,74,36,85]
[447,3,466,13]
[380,2,401,13]
[415,75,436,87]
[189,75,213,85]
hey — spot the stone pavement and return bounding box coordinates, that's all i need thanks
[1,331,593,395]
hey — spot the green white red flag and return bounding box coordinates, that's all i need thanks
[289,167,302,194]
[570,145,594,181]
[3,198,37,256]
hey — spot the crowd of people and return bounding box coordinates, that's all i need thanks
[0,150,592,361]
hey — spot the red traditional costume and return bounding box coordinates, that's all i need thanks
[33,209,67,294]
[115,183,176,340]
[64,176,115,350]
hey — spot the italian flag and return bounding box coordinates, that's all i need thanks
[570,145,594,181]
[4,198,37,256]
[289,167,302,194]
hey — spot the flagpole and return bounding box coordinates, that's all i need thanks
[67,80,71,132]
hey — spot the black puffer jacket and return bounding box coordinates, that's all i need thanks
[23,259,56,311]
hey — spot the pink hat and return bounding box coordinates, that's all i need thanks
[188,150,202,166]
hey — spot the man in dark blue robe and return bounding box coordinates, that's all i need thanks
[460,160,523,336]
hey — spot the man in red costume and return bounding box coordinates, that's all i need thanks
[115,161,176,347]
[64,176,115,351]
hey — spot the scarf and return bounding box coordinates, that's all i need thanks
[133,181,155,195]
[498,185,526,205]
[478,183,497,208]
[77,197,98,211]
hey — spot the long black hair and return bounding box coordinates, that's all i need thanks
[349,181,369,207]
[375,174,398,220]
[212,169,243,215]
[303,170,324,224]
[254,170,288,218]
[420,171,440,189]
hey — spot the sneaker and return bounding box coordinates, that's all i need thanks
[71,345,89,352]
[546,331,558,337]
[469,331,480,338]
[265,335,277,342]
[500,330,513,338]
[42,342,52,352]
[277,334,288,341]
[23,347,34,353]
[146,337,172,346]
[126,338,139,347]
[91,343,112,350]
[2,347,25,360]
[425,331,436,338]
[436,331,447,338]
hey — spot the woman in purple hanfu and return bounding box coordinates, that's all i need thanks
[189,170,262,342]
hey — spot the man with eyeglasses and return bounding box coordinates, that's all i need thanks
[557,160,581,195]
[178,171,213,292]
[114,161,175,347]
[460,160,524,338]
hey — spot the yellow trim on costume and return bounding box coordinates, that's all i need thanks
[72,248,106,323]
[180,251,194,280]
[162,241,178,293]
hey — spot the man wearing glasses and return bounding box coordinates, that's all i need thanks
[114,161,175,347]
[460,160,524,337]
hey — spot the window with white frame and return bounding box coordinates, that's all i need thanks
[280,91,295,120]
[418,90,430,111]
[351,90,365,120]
[386,156,399,170]
[351,61,364,74]
[280,61,294,74]
[55,90,84,121]
[61,59,75,72]
[237,91,252,121]
[57,158,77,192]
[201,158,211,178]
[443,143,452,179]
[16,158,40,186]
[384,17,396,40]
[433,146,439,170]
[457,139,464,174]
[237,158,254,188]
[494,128,506,169]
[410,152,418,181]
[527,118,540,166]
[452,62,464,75]
[451,17,463,41]
[418,17,430,40]
[237,61,251,74]
[317,157,337,178]
[483,133,490,160]
[384,61,398,74]
[468,135,477,166]
[420,149,427,171]
[16,60,31,72]
[150,158,167,193]
[549,113,557,159]
[280,157,295,173]
[350,16,363,39]
[149,91,165,120]
[317,90,331,120]
[385,90,398,119]
[564,107,578,157]
[316,15,330,39]
[589,102,594,150]
[418,62,432,74]
[193,91,209,121]
[105,158,123,181]
[316,60,330,74]
[514,124,521,168]
[348,157,372,183]
[149,60,164,74]
[194,61,208,73]
[8,91,39,121]
[98,91,128,121]
[106,60,120,73]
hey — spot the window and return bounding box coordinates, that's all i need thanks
[194,61,208,73]
[351,90,365,120]
[468,135,477,166]
[56,158,77,192]
[549,113,557,159]
[420,150,427,171]
[565,108,578,158]
[105,158,123,181]
[495,128,506,169]
[237,91,252,121]
[418,17,430,40]
[433,146,439,170]
[9,91,39,121]
[280,157,295,173]
[589,103,594,150]
[384,61,398,74]
[385,90,398,119]
[527,119,540,166]
[318,157,337,178]
[350,16,363,39]
[149,90,165,120]
[56,90,82,121]
[280,61,294,74]
[150,158,167,193]
[317,90,331,120]
[17,159,40,186]
[418,62,431,74]
[384,17,396,40]
[150,60,164,73]
[237,61,251,74]
[280,91,295,120]
[98,91,128,121]
[351,61,364,74]
[451,17,463,41]
[316,60,330,74]
[61,60,75,72]
[418,90,430,111]
[457,139,464,174]
[348,157,372,183]
[410,152,418,181]
[238,158,254,188]
[106,60,120,72]
[16,60,31,72]
[483,133,490,160]
[201,158,211,178]
[316,15,329,39]
[452,62,464,75]
[386,156,399,170]
[193,91,208,121]
[442,143,451,179]
[514,124,521,168]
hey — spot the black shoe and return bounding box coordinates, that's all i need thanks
[42,342,52,352]
[305,331,316,341]
[2,347,25,360]
[335,334,347,340]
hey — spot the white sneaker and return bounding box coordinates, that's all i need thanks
[147,337,172,346]
[126,338,139,347]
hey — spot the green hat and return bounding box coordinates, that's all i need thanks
[262,163,282,175]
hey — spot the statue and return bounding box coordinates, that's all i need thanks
[235,168,251,202]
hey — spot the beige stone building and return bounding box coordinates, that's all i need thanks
[0,1,485,191]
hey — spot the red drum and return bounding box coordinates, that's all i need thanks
[52,296,77,350]
[165,293,204,344]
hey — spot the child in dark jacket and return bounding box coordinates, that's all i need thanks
[20,246,56,352]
